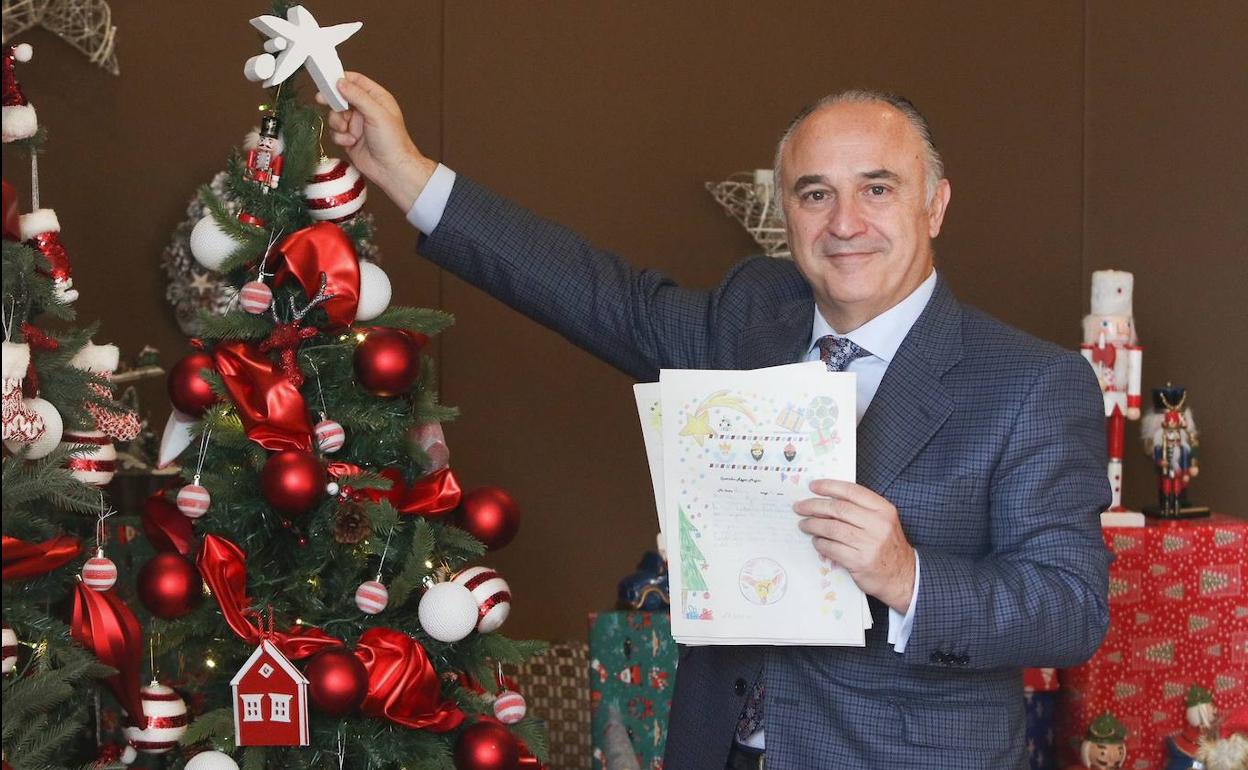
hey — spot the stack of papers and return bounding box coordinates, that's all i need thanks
[634,362,870,646]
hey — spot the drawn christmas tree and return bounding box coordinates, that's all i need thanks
[678,505,709,596]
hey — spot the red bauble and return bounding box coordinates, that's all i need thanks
[353,328,422,397]
[454,721,520,770]
[137,553,203,620]
[305,647,368,716]
[261,449,326,517]
[167,352,218,416]
[458,487,521,550]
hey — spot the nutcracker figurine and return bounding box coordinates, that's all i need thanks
[244,114,284,193]
[1164,685,1218,770]
[1067,712,1128,770]
[1081,270,1143,514]
[1141,385,1208,518]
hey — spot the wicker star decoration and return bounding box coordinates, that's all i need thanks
[1,0,119,75]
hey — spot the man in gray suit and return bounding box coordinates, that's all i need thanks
[322,74,1111,769]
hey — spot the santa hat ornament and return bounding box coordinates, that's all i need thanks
[20,208,78,303]
[2,44,36,143]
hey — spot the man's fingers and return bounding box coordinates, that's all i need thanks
[793,497,866,527]
[342,72,400,115]
[348,111,364,138]
[330,130,357,147]
[338,77,389,124]
[325,110,351,133]
[808,479,888,510]
[798,516,862,549]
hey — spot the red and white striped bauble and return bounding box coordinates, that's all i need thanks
[451,566,512,633]
[2,622,17,674]
[124,682,188,754]
[176,483,211,519]
[493,689,527,724]
[59,429,116,485]
[239,281,273,314]
[314,418,345,453]
[355,579,388,615]
[304,157,367,223]
[82,549,118,591]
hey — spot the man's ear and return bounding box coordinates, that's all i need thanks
[927,179,951,238]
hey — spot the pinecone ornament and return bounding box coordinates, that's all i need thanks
[334,503,371,544]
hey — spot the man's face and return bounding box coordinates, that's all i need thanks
[780,101,950,331]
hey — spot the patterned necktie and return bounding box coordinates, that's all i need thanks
[734,335,871,742]
[816,334,869,372]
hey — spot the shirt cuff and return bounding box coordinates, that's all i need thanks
[887,552,921,653]
[404,163,456,235]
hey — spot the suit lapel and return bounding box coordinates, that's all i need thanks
[857,278,963,495]
[736,298,813,370]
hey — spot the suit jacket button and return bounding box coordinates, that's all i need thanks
[957,654,970,666]
[929,650,944,664]
[734,678,747,696]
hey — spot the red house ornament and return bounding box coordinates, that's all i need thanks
[230,639,310,746]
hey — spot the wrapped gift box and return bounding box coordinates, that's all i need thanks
[1059,513,1248,768]
[590,611,678,770]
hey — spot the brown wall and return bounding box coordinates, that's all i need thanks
[5,1,1244,641]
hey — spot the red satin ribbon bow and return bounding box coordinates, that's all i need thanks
[326,464,463,517]
[71,582,145,727]
[356,627,464,732]
[196,535,339,659]
[272,223,361,327]
[213,340,313,451]
[196,534,463,731]
[142,490,195,555]
[1,534,81,580]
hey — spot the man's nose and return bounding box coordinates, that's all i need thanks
[825,196,867,240]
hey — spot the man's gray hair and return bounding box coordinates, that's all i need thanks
[772,90,945,216]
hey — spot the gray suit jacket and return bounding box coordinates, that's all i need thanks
[419,177,1111,769]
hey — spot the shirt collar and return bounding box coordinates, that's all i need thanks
[807,269,938,363]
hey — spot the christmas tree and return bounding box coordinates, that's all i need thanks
[138,5,548,768]
[3,41,148,769]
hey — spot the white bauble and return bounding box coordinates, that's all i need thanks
[2,622,17,674]
[189,215,237,271]
[60,429,117,486]
[417,582,479,643]
[3,397,63,458]
[124,682,188,754]
[185,750,240,770]
[451,566,512,634]
[354,261,391,321]
[304,157,367,222]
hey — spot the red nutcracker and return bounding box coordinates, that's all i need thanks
[244,114,284,193]
[1141,385,1208,518]
[1081,270,1143,514]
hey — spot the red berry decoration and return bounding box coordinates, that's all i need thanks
[137,553,203,619]
[458,487,521,551]
[261,449,327,517]
[305,647,368,716]
[454,720,521,770]
[167,351,218,416]
[353,328,422,397]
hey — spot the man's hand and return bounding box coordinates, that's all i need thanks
[795,479,916,614]
[317,72,437,213]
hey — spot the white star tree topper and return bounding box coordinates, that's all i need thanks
[243,5,362,112]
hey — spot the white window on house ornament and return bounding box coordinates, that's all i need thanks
[270,693,293,723]
[241,694,264,722]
